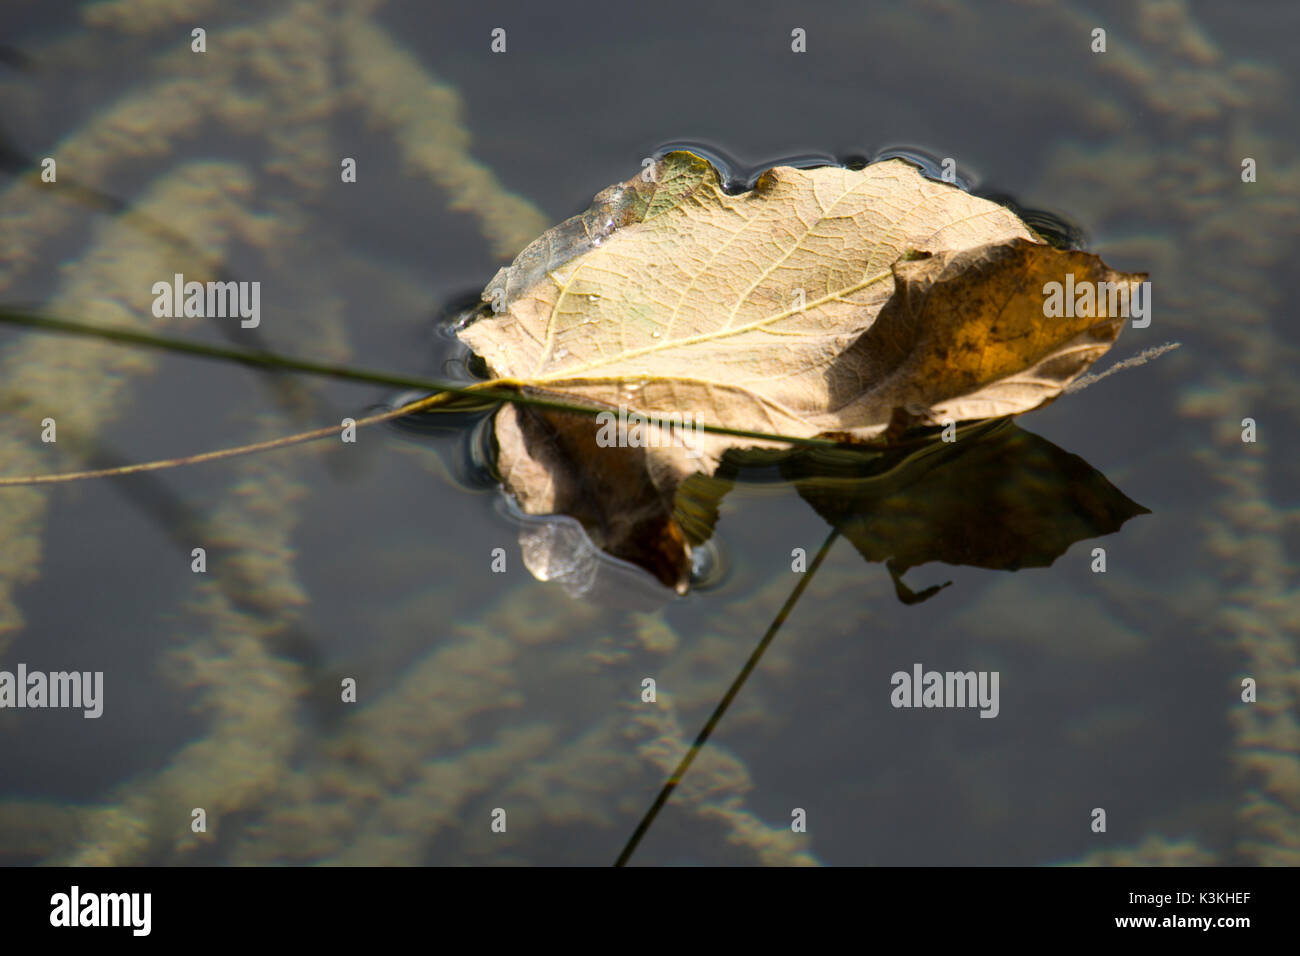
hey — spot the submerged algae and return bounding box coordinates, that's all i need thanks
[0,0,806,865]
[0,0,1296,866]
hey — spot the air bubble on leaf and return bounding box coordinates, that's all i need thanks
[689,539,729,590]
[503,503,671,608]
[518,515,600,597]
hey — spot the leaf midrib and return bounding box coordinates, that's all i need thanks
[533,267,894,381]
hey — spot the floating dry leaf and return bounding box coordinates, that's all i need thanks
[457,151,1147,591]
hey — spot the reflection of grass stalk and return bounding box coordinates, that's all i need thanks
[0,387,470,486]
[0,309,858,487]
[615,527,839,866]
[0,312,1033,453]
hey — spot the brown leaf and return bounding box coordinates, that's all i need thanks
[458,151,1147,591]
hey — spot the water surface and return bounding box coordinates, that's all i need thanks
[0,0,1296,866]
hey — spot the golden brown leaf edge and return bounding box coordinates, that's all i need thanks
[455,151,1147,595]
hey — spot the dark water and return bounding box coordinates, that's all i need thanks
[0,0,1296,866]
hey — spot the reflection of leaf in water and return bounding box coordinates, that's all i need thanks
[783,420,1149,602]
[460,151,1145,591]
[497,409,1149,603]
[676,420,1148,604]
